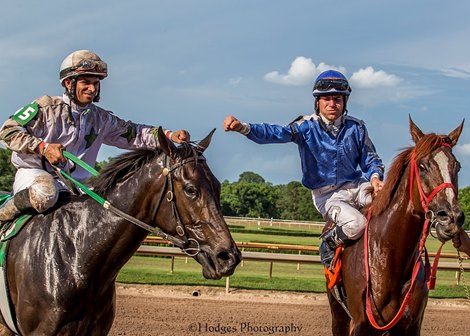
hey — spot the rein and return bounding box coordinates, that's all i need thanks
[56,151,202,256]
[364,144,456,331]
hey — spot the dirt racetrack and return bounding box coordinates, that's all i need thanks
[109,284,470,336]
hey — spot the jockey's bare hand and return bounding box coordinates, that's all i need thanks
[44,143,66,165]
[453,227,470,257]
[224,115,243,132]
[371,177,384,196]
[170,130,190,144]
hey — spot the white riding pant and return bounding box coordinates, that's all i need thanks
[311,178,372,240]
[13,168,62,213]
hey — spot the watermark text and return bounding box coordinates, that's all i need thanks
[188,322,303,334]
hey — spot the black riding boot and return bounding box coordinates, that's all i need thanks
[0,189,33,225]
[320,226,348,269]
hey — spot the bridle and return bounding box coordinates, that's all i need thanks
[53,150,204,257]
[364,143,457,331]
[408,142,457,221]
[149,154,205,257]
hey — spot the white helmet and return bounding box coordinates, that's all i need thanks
[59,50,107,85]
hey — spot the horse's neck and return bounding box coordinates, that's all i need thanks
[106,162,159,212]
[81,164,159,266]
[370,177,423,266]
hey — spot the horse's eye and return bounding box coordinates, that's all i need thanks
[456,162,461,172]
[419,163,427,172]
[184,185,199,198]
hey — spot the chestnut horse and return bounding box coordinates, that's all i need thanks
[328,118,465,335]
[0,128,241,335]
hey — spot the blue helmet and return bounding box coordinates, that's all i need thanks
[312,70,351,97]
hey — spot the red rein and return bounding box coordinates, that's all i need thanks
[364,144,456,331]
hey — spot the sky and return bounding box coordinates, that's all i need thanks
[1,0,469,188]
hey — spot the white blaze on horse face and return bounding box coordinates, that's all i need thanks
[433,151,453,200]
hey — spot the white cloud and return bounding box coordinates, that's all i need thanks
[263,57,346,86]
[229,77,243,86]
[455,143,470,156]
[350,66,402,88]
[439,68,470,80]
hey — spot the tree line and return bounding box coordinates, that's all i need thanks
[0,148,468,228]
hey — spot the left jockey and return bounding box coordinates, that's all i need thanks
[0,50,190,224]
[223,69,384,269]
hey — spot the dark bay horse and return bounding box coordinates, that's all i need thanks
[328,118,465,335]
[1,128,241,335]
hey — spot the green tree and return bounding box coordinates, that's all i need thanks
[275,181,323,221]
[221,172,279,218]
[0,148,15,192]
[238,171,266,184]
[95,157,113,172]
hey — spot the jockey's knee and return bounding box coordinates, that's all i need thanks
[28,175,59,213]
[342,214,367,240]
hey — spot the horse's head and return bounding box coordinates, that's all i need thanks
[152,128,241,279]
[409,116,465,242]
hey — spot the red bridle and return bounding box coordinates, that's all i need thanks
[365,143,456,331]
[409,143,456,213]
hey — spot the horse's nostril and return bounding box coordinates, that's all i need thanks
[436,211,450,222]
[217,250,241,268]
[217,251,231,261]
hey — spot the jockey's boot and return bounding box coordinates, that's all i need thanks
[320,226,347,269]
[0,189,33,225]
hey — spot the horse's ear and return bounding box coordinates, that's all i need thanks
[157,126,177,158]
[448,119,465,147]
[196,128,216,154]
[409,115,424,144]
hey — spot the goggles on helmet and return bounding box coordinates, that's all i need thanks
[313,78,350,92]
[60,59,107,79]
[74,59,107,73]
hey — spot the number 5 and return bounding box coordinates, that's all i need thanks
[17,106,36,121]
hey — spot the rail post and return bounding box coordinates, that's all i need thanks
[225,276,230,294]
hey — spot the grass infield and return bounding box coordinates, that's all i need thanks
[117,219,470,299]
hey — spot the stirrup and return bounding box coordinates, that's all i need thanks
[320,241,335,269]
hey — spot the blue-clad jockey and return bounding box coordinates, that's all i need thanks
[223,69,384,269]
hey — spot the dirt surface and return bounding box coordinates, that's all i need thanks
[109,284,470,336]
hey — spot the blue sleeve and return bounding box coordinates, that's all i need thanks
[246,123,295,144]
[359,126,385,180]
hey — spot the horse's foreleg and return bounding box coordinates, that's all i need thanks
[327,289,350,336]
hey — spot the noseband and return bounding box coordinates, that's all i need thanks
[150,154,205,257]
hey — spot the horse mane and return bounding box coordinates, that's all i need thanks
[369,133,451,217]
[90,143,199,196]
[90,149,161,196]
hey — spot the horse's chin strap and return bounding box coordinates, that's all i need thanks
[364,145,456,331]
